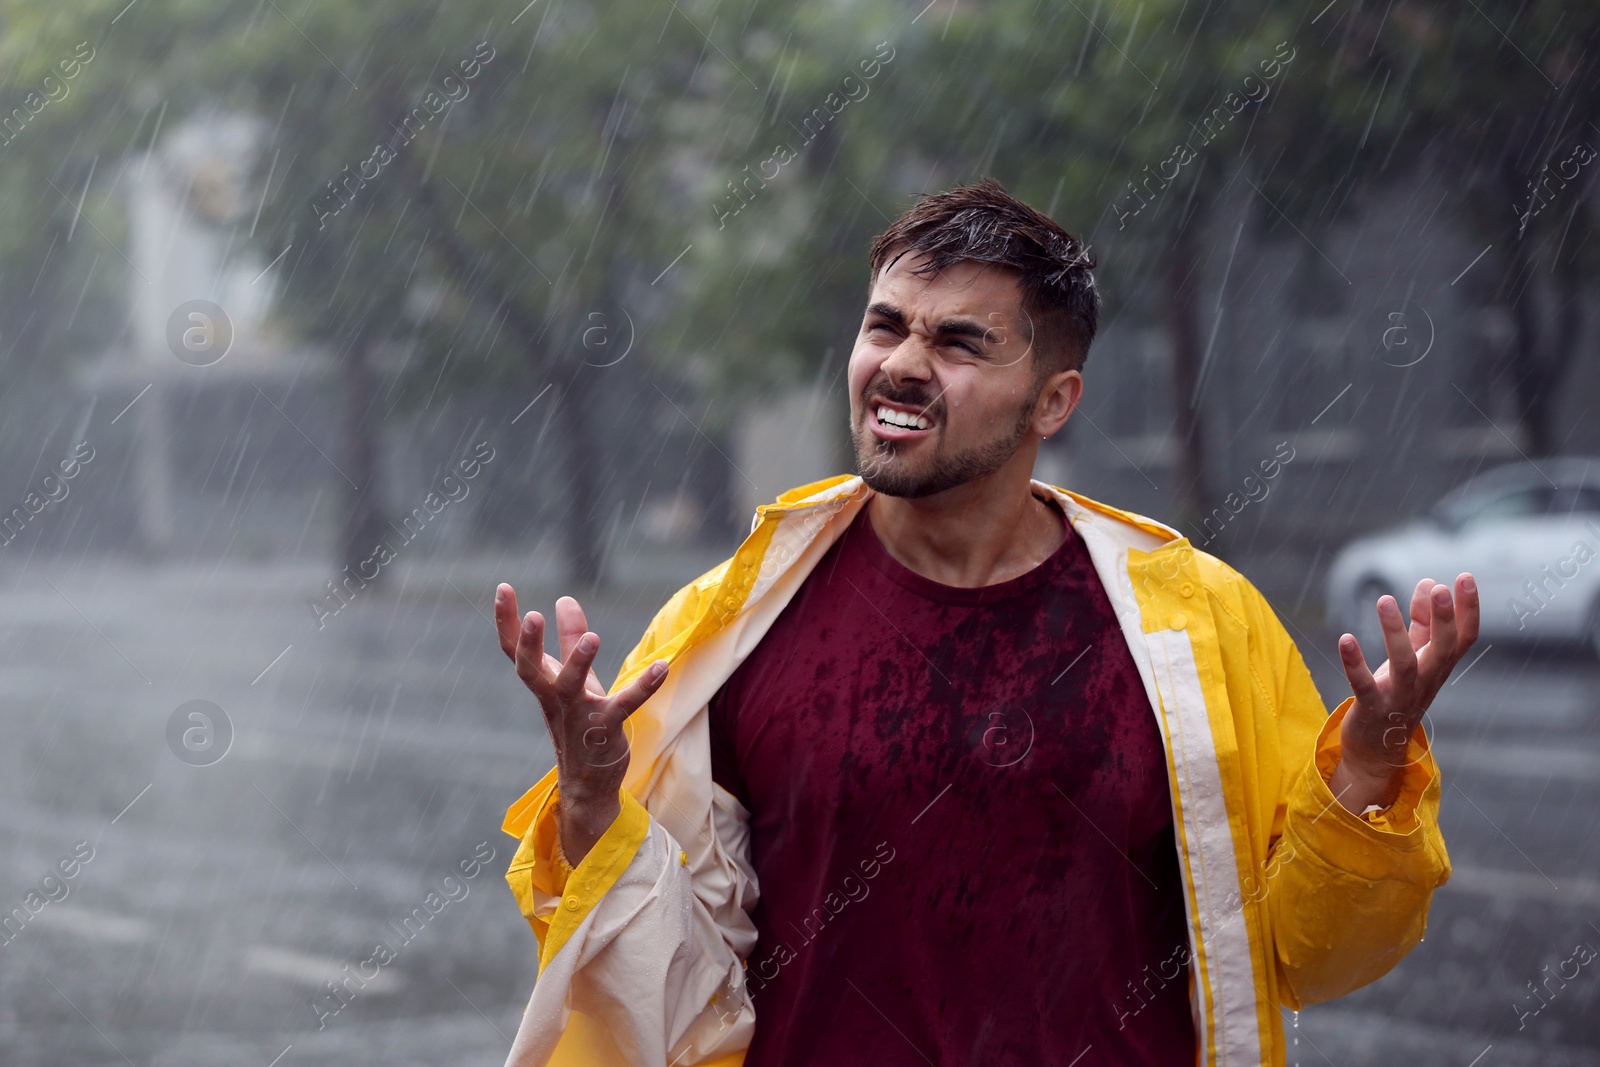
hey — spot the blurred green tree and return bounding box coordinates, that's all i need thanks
[1,0,785,584]
[682,0,1304,540]
[0,17,127,391]
[1259,0,1600,457]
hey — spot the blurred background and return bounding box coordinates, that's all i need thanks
[1,0,1598,1063]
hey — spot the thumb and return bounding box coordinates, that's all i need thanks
[609,660,669,719]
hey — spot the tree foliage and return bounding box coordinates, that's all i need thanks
[0,0,1594,578]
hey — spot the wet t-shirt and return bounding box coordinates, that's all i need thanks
[708,497,1195,1066]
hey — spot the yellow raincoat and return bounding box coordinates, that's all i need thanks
[499,475,1451,1066]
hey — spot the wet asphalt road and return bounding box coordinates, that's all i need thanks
[1,556,1597,1066]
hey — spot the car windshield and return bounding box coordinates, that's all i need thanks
[1549,485,1600,516]
[1437,482,1600,527]
[1438,485,1553,528]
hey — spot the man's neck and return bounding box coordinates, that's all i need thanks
[865,472,1067,589]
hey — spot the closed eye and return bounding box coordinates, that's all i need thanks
[867,319,981,356]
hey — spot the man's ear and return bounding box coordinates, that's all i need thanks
[1036,368,1083,436]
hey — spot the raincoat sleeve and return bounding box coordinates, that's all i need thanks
[1248,583,1452,1008]
[499,565,759,1067]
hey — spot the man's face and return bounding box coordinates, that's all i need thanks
[847,250,1051,498]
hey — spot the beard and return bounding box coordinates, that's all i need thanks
[851,379,1040,499]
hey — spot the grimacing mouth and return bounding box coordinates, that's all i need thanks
[865,395,940,433]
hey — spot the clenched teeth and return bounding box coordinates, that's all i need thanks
[876,405,931,430]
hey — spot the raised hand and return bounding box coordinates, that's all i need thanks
[494,583,669,864]
[1328,573,1479,815]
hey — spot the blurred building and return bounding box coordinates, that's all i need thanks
[1057,167,1600,580]
[81,113,310,557]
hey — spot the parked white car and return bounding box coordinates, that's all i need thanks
[1326,458,1600,659]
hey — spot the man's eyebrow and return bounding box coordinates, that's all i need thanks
[933,318,990,342]
[865,302,905,325]
[864,302,992,344]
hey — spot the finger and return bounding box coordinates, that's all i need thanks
[555,629,601,699]
[554,597,607,696]
[609,660,670,720]
[1377,594,1418,693]
[1455,572,1481,651]
[555,596,591,662]
[1338,632,1383,713]
[1417,582,1458,690]
[514,611,554,695]
[1407,579,1437,651]
[494,583,522,660]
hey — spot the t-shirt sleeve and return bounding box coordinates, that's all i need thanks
[707,679,749,810]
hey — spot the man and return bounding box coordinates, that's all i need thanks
[492,178,1475,1066]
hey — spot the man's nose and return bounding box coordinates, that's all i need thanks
[880,331,934,386]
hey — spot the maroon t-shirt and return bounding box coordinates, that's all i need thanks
[709,498,1194,1066]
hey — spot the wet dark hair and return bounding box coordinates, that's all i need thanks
[867,176,1100,375]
